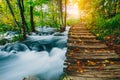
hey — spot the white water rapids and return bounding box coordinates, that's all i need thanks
[0,27,70,80]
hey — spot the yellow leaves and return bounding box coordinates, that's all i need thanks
[77,67,84,73]
[96,34,99,37]
[85,49,89,52]
[73,41,76,44]
[68,66,73,71]
[1,14,14,26]
[104,60,109,63]
[87,60,96,65]
[104,60,115,65]
[77,61,80,64]
[70,51,74,57]
[98,65,103,71]
[10,0,16,4]
[0,1,5,6]
[2,15,13,25]
[102,64,106,67]
[110,61,115,65]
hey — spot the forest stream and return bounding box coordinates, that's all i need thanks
[0,27,70,80]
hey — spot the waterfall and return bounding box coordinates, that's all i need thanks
[0,26,70,80]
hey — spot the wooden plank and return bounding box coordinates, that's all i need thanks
[68,39,101,43]
[67,49,115,53]
[68,74,120,78]
[69,32,91,34]
[66,56,120,60]
[67,44,108,49]
[69,32,91,35]
[69,30,90,33]
[69,35,96,39]
[67,43,106,46]
[64,69,120,76]
[64,63,120,69]
[65,57,120,61]
[71,27,87,29]
[66,53,118,57]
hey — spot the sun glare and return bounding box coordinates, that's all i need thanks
[67,2,79,19]
[67,0,87,20]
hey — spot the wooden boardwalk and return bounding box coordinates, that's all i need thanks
[64,24,120,80]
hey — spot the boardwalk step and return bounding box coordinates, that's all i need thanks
[69,30,90,33]
[67,51,115,55]
[68,39,101,43]
[68,44,108,49]
[69,32,92,35]
[70,29,88,32]
[67,43,106,46]
[64,68,120,73]
[67,49,115,52]
[69,33,93,36]
[66,56,119,60]
[69,35,96,39]
[64,64,120,69]
[67,48,114,53]
[65,71,120,78]
[71,26,87,29]
[66,52,117,57]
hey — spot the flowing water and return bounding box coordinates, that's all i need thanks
[0,27,70,80]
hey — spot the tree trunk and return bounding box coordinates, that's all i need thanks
[21,0,24,12]
[57,0,65,31]
[21,0,29,33]
[40,5,44,27]
[51,0,55,23]
[30,6,35,32]
[5,0,20,28]
[17,0,26,38]
[64,0,67,30]
[58,0,63,25]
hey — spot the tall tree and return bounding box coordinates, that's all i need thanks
[64,0,67,30]
[17,0,27,38]
[30,5,35,32]
[5,0,20,28]
[57,0,65,31]
[58,0,63,25]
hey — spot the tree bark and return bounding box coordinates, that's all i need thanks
[17,0,26,38]
[30,6,35,32]
[21,0,29,33]
[51,0,55,22]
[21,0,24,12]
[40,5,44,27]
[57,0,66,32]
[58,0,63,26]
[64,0,67,29]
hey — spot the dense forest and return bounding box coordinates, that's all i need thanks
[0,0,120,41]
[0,0,67,40]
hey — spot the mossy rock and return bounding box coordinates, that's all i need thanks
[0,38,8,45]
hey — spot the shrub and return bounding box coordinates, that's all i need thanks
[12,34,23,42]
[89,14,120,40]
